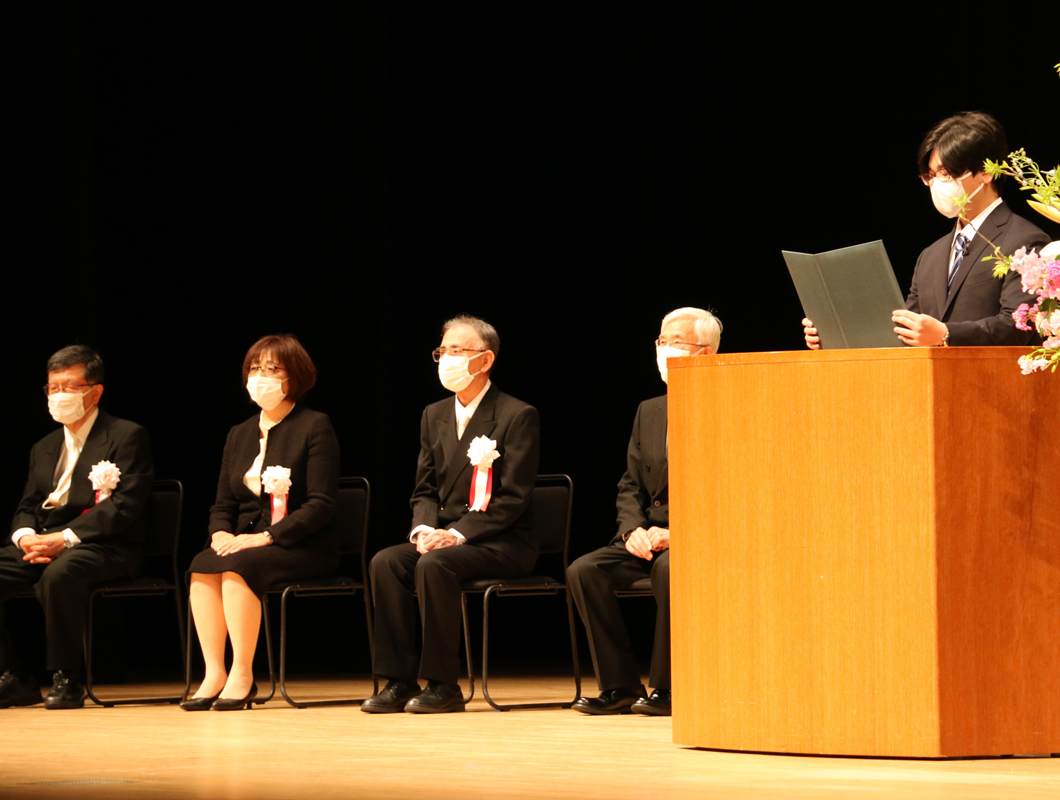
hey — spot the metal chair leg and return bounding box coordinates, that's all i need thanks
[256,595,276,705]
[363,588,379,696]
[461,591,475,704]
[84,589,182,707]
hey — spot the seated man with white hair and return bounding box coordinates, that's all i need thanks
[568,307,721,716]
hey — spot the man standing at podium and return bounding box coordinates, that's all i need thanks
[804,111,1050,349]
[568,307,721,716]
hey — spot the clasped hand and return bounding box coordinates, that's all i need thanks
[211,531,272,555]
[19,533,65,564]
[624,526,669,561]
[417,529,458,554]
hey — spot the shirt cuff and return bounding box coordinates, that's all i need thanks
[62,529,81,548]
[448,528,466,544]
[409,524,433,543]
[11,528,36,549]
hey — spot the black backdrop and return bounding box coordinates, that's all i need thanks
[7,5,1059,679]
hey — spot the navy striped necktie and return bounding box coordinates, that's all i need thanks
[948,232,969,291]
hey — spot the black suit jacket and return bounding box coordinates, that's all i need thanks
[9,410,153,571]
[612,395,668,545]
[906,202,1050,346]
[410,384,540,569]
[208,404,339,553]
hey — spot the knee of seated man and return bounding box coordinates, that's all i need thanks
[36,556,88,594]
[650,551,669,587]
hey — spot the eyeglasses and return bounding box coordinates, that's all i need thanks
[655,338,708,350]
[431,347,486,362]
[43,383,96,396]
[920,167,955,185]
[248,363,287,377]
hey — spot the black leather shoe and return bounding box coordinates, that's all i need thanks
[0,672,41,708]
[572,685,647,715]
[180,692,221,711]
[404,682,465,714]
[360,680,421,714]
[211,683,258,711]
[44,671,86,710]
[631,689,671,716]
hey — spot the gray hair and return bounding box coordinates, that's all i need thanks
[443,314,500,357]
[47,345,105,384]
[661,307,722,353]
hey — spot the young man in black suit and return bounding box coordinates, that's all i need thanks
[0,345,153,709]
[363,315,540,713]
[567,307,721,716]
[804,111,1050,349]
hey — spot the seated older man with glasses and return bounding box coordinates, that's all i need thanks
[0,345,153,709]
[567,307,721,716]
[362,314,540,714]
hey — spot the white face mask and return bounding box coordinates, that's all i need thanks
[656,345,691,384]
[438,353,482,393]
[48,390,91,425]
[930,172,984,219]
[247,375,287,411]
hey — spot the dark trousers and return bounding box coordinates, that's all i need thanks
[370,542,529,687]
[567,545,670,692]
[0,543,134,675]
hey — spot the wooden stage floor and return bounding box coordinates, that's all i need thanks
[1,676,1058,800]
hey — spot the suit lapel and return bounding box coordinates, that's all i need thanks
[944,203,1008,317]
[440,386,498,502]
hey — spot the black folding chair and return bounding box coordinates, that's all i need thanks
[459,473,581,711]
[85,479,186,706]
[257,476,377,708]
[613,578,654,598]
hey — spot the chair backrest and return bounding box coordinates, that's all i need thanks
[529,474,573,562]
[143,479,183,559]
[336,476,370,559]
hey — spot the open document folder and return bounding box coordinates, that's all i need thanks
[783,240,907,349]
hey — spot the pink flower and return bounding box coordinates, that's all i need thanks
[1013,303,1033,331]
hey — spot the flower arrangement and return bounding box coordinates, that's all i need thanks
[979,63,1060,374]
[1006,247,1060,373]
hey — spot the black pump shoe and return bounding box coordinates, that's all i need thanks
[211,682,258,711]
[180,692,221,711]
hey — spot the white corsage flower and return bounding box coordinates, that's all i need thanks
[262,465,292,496]
[467,436,500,469]
[88,461,121,502]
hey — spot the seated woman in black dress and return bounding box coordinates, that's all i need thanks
[181,334,340,711]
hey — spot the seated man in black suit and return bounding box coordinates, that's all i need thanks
[362,315,540,714]
[568,307,721,716]
[0,345,153,709]
[804,111,1050,349]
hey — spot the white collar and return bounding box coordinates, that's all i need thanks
[956,197,1003,243]
[64,407,99,451]
[455,379,491,417]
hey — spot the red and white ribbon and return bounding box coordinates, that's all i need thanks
[466,436,500,512]
[262,466,293,525]
[469,465,494,511]
[270,493,288,524]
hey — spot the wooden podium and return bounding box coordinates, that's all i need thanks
[667,347,1060,758]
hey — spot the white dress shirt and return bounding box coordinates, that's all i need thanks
[12,407,99,549]
[409,379,492,545]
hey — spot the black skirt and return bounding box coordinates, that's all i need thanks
[187,544,338,598]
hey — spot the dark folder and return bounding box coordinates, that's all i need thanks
[783,240,906,350]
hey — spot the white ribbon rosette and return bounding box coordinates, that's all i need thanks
[88,461,121,504]
[466,436,500,512]
[261,465,292,524]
